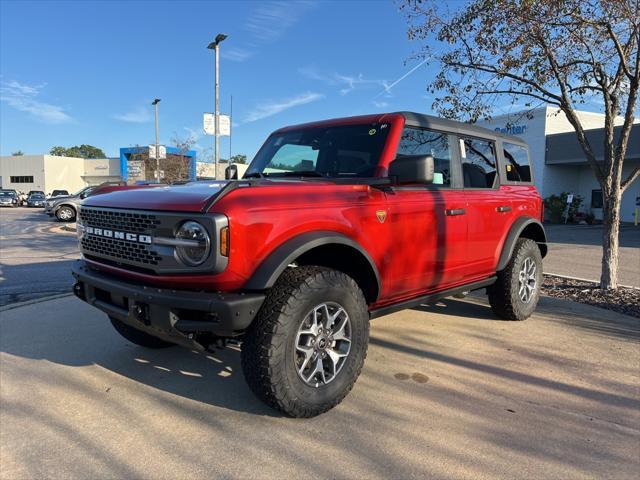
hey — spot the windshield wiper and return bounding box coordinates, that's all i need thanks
[279,171,325,177]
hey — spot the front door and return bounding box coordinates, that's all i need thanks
[381,127,467,300]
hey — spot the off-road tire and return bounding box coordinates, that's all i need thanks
[109,317,175,349]
[55,205,76,222]
[488,238,542,321]
[241,266,369,417]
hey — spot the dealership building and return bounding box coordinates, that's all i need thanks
[479,106,640,223]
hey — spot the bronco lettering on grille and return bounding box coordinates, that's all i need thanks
[85,226,152,244]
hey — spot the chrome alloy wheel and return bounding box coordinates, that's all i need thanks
[518,257,537,304]
[294,302,352,388]
[58,207,73,220]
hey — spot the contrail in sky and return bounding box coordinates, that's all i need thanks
[373,57,431,99]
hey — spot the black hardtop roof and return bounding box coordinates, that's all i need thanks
[275,111,528,146]
[396,111,528,145]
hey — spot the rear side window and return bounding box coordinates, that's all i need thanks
[460,137,497,188]
[503,142,532,182]
[397,127,452,186]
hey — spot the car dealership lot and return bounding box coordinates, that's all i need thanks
[1,293,638,480]
[0,207,78,306]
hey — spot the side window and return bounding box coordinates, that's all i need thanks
[397,127,451,186]
[460,137,497,188]
[503,142,532,182]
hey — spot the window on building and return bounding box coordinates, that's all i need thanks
[397,127,452,186]
[591,189,603,209]
[460,137,497,188]
[502,142,532,182]
[9,176,34,183]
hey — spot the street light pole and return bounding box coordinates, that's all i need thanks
[207,33,227,180]
[152,98,161,182]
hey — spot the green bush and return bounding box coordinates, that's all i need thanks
[543,192,583,223]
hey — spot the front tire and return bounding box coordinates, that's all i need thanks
[488,238,542,320]
[109,317,175,349]
[241,266,369,417]
[56,205,76,222]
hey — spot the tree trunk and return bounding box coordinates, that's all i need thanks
[600,186,622,289]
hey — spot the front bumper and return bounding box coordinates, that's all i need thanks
[71,260,265,348]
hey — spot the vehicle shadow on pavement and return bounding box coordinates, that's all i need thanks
[411,294,640,340]
[0,299,283,417]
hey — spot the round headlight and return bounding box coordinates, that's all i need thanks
[175,221,211,266]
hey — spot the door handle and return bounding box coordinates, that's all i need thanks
[496,205,512,213]
[445,208,466,216]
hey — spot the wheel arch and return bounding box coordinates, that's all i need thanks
[243,231,381,303]
[496,217,547,272]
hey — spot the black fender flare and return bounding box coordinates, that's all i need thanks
[243,231,381,298]
[496,217,547,271]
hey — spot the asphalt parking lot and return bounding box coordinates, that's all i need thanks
[0,207,78,306]
[1,294,638,479]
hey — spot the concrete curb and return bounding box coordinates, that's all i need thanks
[0,292,73,313]
[544,272,639,290]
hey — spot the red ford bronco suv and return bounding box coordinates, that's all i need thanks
[72,112,546,417]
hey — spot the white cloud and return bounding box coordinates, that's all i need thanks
[222,47,253,63]
[245,1,315,43]
[0,80,72,124]
[245,92,323,123]
[299,66,386,95]
[373,100,389,108]
[113,105,153,123]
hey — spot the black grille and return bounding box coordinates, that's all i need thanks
[81,235,162,265]
[80,207,162,266]
[79,208,161,233]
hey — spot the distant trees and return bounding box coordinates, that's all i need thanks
[49,145,106,158]
[11,150,24,156]
[230,154,247,164]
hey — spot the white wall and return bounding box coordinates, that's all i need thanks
[0,155,47,191]
[43,155,85,194]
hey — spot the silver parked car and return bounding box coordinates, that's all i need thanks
[0,190,19,207]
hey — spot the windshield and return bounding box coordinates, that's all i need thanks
[0,191,15,197]
[72,186,93,196]
[30,194,45,199]
[245,123,390,178]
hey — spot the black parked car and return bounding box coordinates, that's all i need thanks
[26,193,46,207]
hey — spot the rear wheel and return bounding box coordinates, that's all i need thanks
[488,238,542,320]
[109,317,175,349]
[241,266,369,417]
[56,205,76,222]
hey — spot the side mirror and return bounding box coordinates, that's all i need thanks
[389,154,434,184]
[225,164,238,180]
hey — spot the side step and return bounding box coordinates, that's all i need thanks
[369,277,496,319]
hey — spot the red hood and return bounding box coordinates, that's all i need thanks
[82,182,231,212]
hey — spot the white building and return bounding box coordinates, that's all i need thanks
[479,106,640,222]
[0,155,121,195]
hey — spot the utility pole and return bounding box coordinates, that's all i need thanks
[207,33,227,179]
[152,98,161,182]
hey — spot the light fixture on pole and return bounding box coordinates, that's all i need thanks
[207,33,228,179]
[152,98,161,182]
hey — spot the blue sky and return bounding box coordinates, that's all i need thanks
[0,0,441,159]
[0,0,609,161]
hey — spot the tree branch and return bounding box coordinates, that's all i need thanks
[606,23,634,80]
[621,167,640,192]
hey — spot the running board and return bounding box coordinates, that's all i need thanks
[369,277,496,320]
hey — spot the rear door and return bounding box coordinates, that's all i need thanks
[382,127,467,299]
[459,136,514,278]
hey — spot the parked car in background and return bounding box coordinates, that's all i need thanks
[48,189,69,198]
[47,182,154,222]
[21,190,45,206]
[0,190,19,207]
[26,193,46,207]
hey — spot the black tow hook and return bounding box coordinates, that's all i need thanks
[133,303,151,326]
[73,282,86,301]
